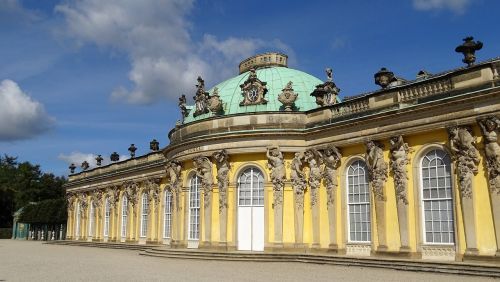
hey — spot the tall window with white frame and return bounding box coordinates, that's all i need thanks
[75,202,81,238]
[88,201,94,237]
[189,176,201,240]
[140,193,149,238]
[104,198,110,237]
[121,196,128,238]
[163,191,173,239]
[421,149,455,244]
[347,160,371,243]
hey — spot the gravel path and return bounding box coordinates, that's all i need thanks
[0,240,496,282]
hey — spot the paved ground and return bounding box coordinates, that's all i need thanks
[0,240,496,282]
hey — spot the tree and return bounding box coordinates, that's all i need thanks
[0,155,66,227]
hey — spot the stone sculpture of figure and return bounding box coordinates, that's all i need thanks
[212,150,230,213]
[193,156,214,209]
[108,185,121,211]
[448,126,480,198]
[389,135,411,205]
[304,148,323,206]
[290,152,307,208]
[478,117,500,191]
[326,68,333,82]
[322,145,342,206]
[145,178,161,210]
[66,192,75,210]
[267,146,285,207]
[165,160,182,211]
[193,76,210,117]
[365,140,388,201]
[178,94,188,121]
[124,182,138,212]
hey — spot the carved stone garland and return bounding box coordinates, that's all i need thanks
[267,146,285,208]
[448,125,480,199]
[365,140,388,201]
[240,68,268,106]
[478,117,500,192]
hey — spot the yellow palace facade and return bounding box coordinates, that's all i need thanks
[65,38,500,262]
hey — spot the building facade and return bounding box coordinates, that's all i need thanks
[65,42,500,261]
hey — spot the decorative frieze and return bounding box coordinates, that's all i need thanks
[478,117,500,192]
[267,146,285,208]
[389,135,411,205]
[448,125,480,198]
[212,150,230,213]
[365,140,388,201]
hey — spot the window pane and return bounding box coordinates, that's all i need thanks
[347,160,371,243]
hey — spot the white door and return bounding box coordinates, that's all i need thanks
[237,168,264,251]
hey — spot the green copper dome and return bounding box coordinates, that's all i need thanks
[184,66,328,123]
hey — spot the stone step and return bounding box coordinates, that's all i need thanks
[140,249,500,278]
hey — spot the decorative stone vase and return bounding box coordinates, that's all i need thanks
[278,81,298,111]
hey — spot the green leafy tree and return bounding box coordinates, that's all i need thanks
[0,155,66,227]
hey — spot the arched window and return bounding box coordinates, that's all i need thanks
[104,198,110,237]
[164,191,173,239]
[238,167,264,206]
[140,193,149,238]
[421,149,454,244]
[121,196,128,238]
[75,202,81,237]
[88,201,94,237]
[347,160,371,243]
[188,176,201,240]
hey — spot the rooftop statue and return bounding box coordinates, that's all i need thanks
[193,76,210,117]
[310,67,339,107]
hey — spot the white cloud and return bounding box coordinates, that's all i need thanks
[413,0,471,14]
[0,79,54,141]
[56,0,292,104]
[0,0,40,23]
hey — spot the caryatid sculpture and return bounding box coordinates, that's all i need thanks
[212,150,230,213]
[267,146,285,208]
[478,117,500,191]
[365,140,388,201]
[165,160,182,211]
[389,135,411,205]
[322,145,342,207]
[193,156,214,209]
[290,152,306,208]
[448,125,480,198]
[304,148,323,206]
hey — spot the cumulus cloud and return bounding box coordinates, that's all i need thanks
[413,0,471,14]
[0,79,54,141]
[56,0,292,104]
[58,151,130,170]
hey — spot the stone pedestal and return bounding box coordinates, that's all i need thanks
[294,193,304,245]
[374,199,387,251]
[461,196,478,255]
[396,201,409,250]
[274,190,283,245]
[327,200,338,251]
[311,188,320,248]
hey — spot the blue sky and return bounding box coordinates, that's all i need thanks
[0,0,498,176]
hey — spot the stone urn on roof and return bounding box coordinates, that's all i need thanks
[278,81,298,111]
[455,36,483,67]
